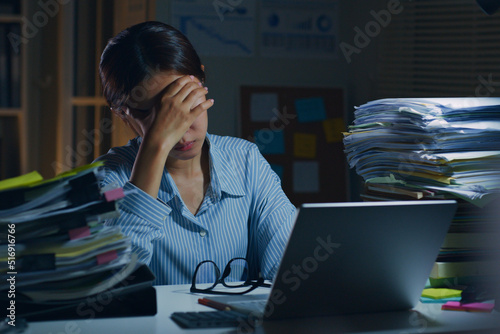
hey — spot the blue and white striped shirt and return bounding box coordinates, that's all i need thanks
[96,134,296,285]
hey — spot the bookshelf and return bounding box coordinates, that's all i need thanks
[0,0,155,179]
[0,0,27,179]
[54,0,154,175]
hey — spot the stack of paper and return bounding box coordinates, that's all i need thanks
[0,163,137,304]
[344,97,500,205]
[344,97,500,288]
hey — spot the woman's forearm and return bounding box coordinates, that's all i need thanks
[129,136,174,198]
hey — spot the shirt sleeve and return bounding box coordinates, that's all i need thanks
[98,163,169,266]
[247,145,296,280]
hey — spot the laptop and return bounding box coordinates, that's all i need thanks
[209,200,458,320]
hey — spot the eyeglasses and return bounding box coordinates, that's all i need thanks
[190,258,271,295]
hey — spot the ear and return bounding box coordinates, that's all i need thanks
[201,64,205,72]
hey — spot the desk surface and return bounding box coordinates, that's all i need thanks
[26,284,500,334]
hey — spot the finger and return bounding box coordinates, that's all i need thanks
[162,75,194,98]
[174,81,204,105]
[158,79,197,111]
[184,86,209,110]
[190,99,214,116]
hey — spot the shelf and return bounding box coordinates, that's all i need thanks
[0,108,22,116]
[0,0,26,179]
[0,15,21,23]
[71,96,108,106]
[52,0,154,173]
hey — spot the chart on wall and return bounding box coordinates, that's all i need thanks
[169,0,339,59]
[260,0,339,58]
[170,0,256,57]
[241,86,347,206]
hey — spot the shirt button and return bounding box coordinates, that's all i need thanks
[199,230,207,237]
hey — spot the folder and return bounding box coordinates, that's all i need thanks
[1,264,157,321]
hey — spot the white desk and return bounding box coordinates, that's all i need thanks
[26,285,500,334]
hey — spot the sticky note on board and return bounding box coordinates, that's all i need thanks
[293,133,317,159]
[293,161,319,193]
[294,97,327,123]
[254,129,285,155]
[322,118,345,143]
[270,164,284,180]
[421,288,462,300]
[250,93,279,122]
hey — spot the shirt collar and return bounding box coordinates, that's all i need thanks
[205,134,246,199]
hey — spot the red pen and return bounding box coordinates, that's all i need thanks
[198,298,232,311]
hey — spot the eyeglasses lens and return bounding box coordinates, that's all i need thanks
[195,261,219,285]
[224,258,249,286]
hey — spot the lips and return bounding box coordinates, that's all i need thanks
[174,141,195,151]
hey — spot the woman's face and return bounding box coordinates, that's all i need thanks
[123,71,208,162]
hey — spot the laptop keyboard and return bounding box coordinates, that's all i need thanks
[171,310,248,328]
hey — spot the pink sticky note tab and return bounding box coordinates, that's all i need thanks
[104,188,125,202]
[97,250,118,265]
[463,302,495,313]
[442,301,495,313]
[442,301,464,311]
[68,226,91,240]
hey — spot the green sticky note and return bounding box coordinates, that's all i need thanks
[0,171,43,191]
[294,97,327,123]
[421,288,462,300]
[48,161,104,182]
[254,129,285,155]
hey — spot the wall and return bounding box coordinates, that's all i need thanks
[25,0,389,198]
[155,0,389,200]
[155,0,389,135]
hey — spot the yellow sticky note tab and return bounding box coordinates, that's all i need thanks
[37,161,105,186]
[322,118,345,143]
[294,133,317,159]
[52,161,104,180]
[421,288,462,300]
[398,171,453,185]
[0,171,44,191]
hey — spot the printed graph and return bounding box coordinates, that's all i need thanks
[171,1,256,57]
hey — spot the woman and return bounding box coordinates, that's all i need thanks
[97,21,296,285]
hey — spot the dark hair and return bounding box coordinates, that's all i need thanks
[99,21,205,110]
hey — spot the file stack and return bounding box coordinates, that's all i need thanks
[343,97,500,289]
[0,163,155,321]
